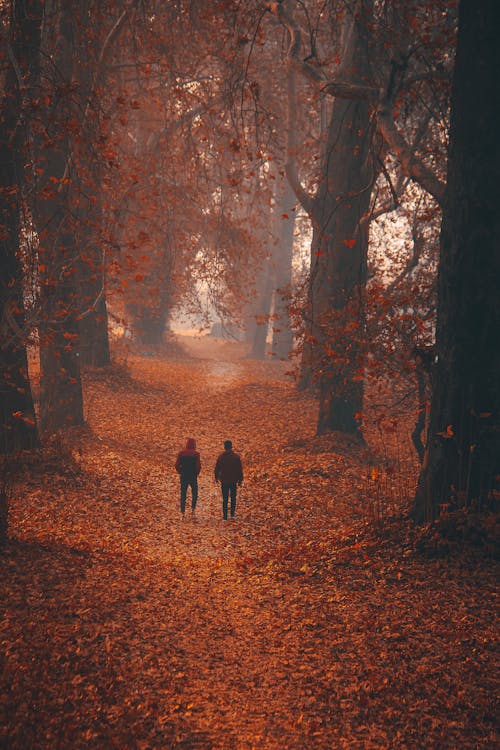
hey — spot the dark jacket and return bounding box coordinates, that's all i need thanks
[175,438,201,479]
[214,449,243,485]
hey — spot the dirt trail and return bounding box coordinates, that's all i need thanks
[2,335,497,749]
[82,336,333,749]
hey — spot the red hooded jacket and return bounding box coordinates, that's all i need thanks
[175,438,201,479]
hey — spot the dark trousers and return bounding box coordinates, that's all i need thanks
[221,483,237,519]
[180,477,198,513]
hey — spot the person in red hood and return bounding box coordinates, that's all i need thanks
[214,440,243,520]
[175,437,201,516]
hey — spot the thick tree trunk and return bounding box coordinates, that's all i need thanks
[285,0,374,435]
[35,2,84,432]
[0,0,42,453]
[305,4,373,437]
[413,0,500,521]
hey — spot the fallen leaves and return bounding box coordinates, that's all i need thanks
[0,335,498,749]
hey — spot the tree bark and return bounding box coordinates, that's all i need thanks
[272,0,374,435]
[413,0,500,521]
[270,44,297,362]
[75,2,131,368]
[79,283,111,366]
[247,194,276,359]
[272,173,295,360]
[249,259,274,360]
[0,0,42,453]
[35,2,84,433]
[76,124,110,369]
[308,3,373,437]
[126,243,173,347]
[76,141,110,368]
[127,307,169,348]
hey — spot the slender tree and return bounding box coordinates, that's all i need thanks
[271,179,296,359]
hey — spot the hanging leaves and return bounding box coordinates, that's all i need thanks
[342,238,356,248]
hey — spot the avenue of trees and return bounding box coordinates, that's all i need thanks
[0,0,498,522]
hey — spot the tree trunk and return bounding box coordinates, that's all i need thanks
[413,0,500,521]
[38,223,84,432]
[35,2,84,433]
[126,244,173,347]
[76,154,110,369]
[306,4,373,437]
[0,0,42,453]
[249,264,274,359]
[74,4,111,369]
[128,307,169,348]
[248,203,276,359]
[79,284,111,367]
[76,140,110,368]
[272,174,295,360]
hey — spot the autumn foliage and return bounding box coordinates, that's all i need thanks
[1,336,498,748]
[0,1,498,745]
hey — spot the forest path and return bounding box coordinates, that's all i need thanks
[3,335,497,750]
[80,335,340,748]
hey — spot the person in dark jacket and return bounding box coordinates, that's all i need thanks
[214,440,243,520]
[175,437,201,516]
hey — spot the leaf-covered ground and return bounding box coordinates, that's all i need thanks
[1,336,498,749]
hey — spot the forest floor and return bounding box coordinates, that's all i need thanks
[0,334,498,750]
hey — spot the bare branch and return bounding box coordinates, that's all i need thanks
[265,1,446,206]
[285,161,314,216]
[265,1,316,215]
[377,99,445,204]
[386,204,427,294]
[321,81,378,101]
[2,36,24,92]
[266,0,325,84]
